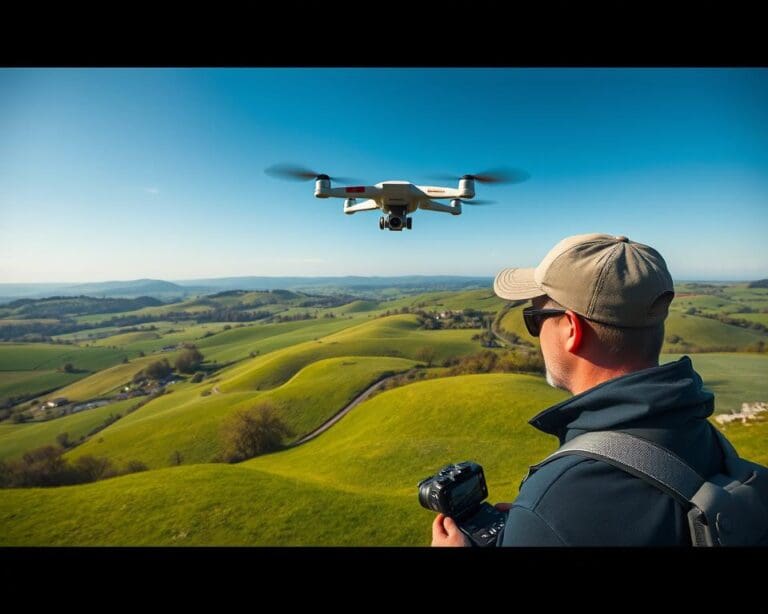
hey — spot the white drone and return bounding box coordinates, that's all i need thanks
[265,164,530,231]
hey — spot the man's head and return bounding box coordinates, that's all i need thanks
[493,233,674,394]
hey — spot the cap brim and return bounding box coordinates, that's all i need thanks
[493,267,545,300]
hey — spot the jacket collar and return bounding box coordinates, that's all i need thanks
[528,356,715,442]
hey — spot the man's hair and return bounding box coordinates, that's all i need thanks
[542,296,666,364]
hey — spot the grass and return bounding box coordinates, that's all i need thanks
[0,343,131,372]
[663,312,767,351]
[0,373,568,545]
[1,370,765,545]
[220,314,480,393]
[0,370,81,404]
[45,353,182,403]
[0,397,142,461]
[661,353,768,413]
[63,355,417,469]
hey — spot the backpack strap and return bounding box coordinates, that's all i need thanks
[526,430,705,508]
[524,431,717,544]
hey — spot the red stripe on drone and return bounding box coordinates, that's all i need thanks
[345,187,365,193]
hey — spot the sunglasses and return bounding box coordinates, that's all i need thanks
[522,307,568,337]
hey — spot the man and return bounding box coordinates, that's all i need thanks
[432,232,734,546]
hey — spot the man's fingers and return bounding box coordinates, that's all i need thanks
[443,515,459,534]
[494,502,512,512]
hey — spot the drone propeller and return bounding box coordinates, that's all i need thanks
[264,163,358,185]
[430,168,530,185]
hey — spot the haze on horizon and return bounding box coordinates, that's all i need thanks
[1,68,767,284]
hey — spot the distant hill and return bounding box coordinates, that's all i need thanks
[173,275,494,296]
[0,276,494,304]
[51,279,197,300]
[0,295,163,319]
[0,279,205,304]
[748,279,768,289]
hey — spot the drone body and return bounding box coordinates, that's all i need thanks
[316,176,475,231]
[265,164,529,231]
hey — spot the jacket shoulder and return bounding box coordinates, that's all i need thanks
[513,454,686,546]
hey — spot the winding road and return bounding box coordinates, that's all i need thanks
[290,368,418,447]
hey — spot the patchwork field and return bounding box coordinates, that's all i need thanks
[0,283,765,545]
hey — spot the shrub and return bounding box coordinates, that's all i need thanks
[56,432,71,449]
[191,371,205,383]
[145,359,172,380]
[175,347,204,374]
[415,346,436,366]
[73,455,117,481]
[125,460,149,473]
[219,402,293,463]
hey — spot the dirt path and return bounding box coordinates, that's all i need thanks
[290,368,418,447]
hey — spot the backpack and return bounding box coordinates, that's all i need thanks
[525,429,768,546]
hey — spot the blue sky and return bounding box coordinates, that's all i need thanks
[1,68,766,283]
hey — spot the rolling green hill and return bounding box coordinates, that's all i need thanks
[0,397,140,461]
[661,353,768,413]
[219,314,479,392]
[0,343,140,406]
[45,353,182,403]
[2,372,763,545]
[64,355,417,469]
[663,312,767,351]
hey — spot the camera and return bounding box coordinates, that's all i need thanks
[418,461,507,547]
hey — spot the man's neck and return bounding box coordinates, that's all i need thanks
[568,360,659,396]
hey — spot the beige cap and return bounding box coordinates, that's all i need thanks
[493,233,675,327]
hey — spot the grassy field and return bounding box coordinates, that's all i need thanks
[45,353,182,403]
[0,343,131,371]
[0,370,81,404]
[64,355,417,469]
[661,353,768,413]
[0,373,567,545]
[0,343,141,405]
[219,315,479,392]
[663,312,767,350]
[1,372,763,546]
[0,397,142,461]
[0,284,765,546]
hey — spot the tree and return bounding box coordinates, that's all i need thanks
[175,346,204,374]
[219,402,293,462]
[415,346,437,367]
[73,455,116,481]
[56,432,71,449]
[145,358,172,380]
[62,362,75,373]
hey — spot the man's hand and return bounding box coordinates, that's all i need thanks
[431,503,513,547]
[431,514,470,547]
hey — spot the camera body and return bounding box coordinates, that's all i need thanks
[418,461,507,547]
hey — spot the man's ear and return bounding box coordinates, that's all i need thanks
[564,310,583,354]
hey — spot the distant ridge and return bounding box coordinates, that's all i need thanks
[0,275,493,304]
[172,275,494,292]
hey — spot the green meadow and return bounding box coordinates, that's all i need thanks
[0,284,765,545]
[0,397,140,462]
[1,373,763,545]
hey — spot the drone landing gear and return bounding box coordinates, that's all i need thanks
[379,216,385,230]
[406,217,412,230]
